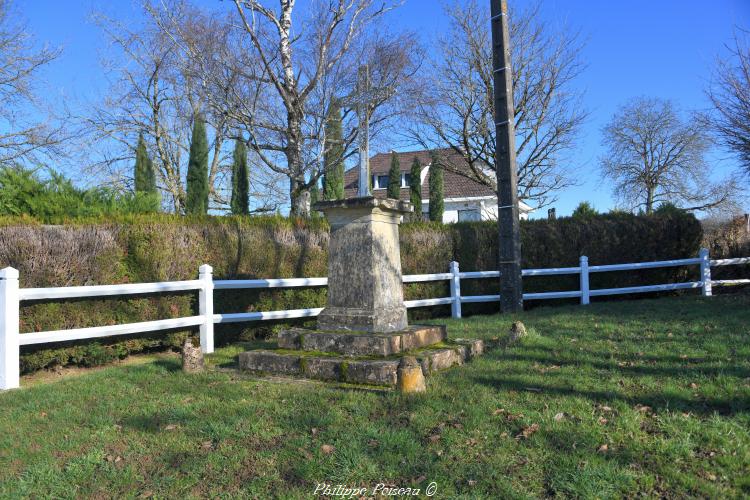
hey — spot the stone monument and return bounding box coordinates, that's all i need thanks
[315,197,410,333]
[238,195,484,390]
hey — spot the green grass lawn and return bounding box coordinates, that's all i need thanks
[1,295,749,498]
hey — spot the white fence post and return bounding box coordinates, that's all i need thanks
[0,267,20,390]
[449,261,462,319]
[579,256,590,305]
[699,248,712,297]
[199,264,214,354]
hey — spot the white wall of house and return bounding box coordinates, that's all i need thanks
[422,197,530,223]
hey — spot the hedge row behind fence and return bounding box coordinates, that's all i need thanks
[0,211,702,373]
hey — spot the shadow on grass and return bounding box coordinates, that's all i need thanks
[151,358,182,372]
[470,372,748,416]
[489,349,750,380]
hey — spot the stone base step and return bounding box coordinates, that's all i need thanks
[238,338,484,387]
[277,325,447,357]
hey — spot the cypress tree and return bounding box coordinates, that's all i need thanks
[387,151,401,199]
[186,115,209,215]
[428,152,444,222]
[322,100,345,200]
[409,157,422,220]
[134,133,157,195]
[230,139,249,215]
[309,180,320,207]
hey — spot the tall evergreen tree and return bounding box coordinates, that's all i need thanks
[230,139,250,215]
[428,152,444,222]
[134,133,157,195]
[186,115,209,215]
[409,157,422,220]
[309,180,320,207]
[387,151,401,199]
[322,100,345,200]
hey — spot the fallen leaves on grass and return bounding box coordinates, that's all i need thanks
[320,444,335,455]
[634,404,653,414]
[515,423,539,440]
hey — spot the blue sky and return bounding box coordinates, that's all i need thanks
[22,0,750,217]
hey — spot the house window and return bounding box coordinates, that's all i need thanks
[458,209,481,222]
[372,175,389,190]
[401,173,411,187]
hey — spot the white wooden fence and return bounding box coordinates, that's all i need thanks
[0,248,748,390]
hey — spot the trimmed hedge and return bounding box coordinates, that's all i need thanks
[0,211,702,373]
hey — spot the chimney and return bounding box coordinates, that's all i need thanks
[548,208,556,220]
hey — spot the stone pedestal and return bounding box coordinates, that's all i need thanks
[313,197,412,333]
[236,196,486,388]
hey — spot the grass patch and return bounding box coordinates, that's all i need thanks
[1,295,749,497]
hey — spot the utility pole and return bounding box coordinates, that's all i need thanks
[490,0,523,313]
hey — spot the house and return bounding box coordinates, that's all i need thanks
[343,148,533,222]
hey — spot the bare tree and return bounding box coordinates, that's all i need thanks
[225,0,414,217]
[0,0,67,167]
[601,97,737,214]
[410,0,587,209]
[87,7,194,212]
[86,2,285,214]
[706,31,750,176]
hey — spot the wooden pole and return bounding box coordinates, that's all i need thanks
[490,0,523,313]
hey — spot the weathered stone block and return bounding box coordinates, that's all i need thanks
[345,359,399,385]
[276,325,447,357]
[302,357,341,381]
[397,356,426,393]
[181,339,204,373]
[400,325,447,351]
[313,197,412,333]
[303,331,400,357]
[238,351,300,375]
[417,346,471,375]
[453,338,484,359]
[277,329,302,349]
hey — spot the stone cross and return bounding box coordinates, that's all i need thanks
[340,64,394,197]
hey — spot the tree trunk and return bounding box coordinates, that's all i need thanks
[289,177,311,217]
[645,187,655,214]
[286,110,311,218]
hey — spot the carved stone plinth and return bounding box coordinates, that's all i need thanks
[313,197,412,333]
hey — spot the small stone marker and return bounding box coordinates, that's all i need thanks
[509,321,527,343]
[397,356,426,393]
[182,339,204,373]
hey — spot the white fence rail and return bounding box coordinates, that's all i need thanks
[1,248,748,390]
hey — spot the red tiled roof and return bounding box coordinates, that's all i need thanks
[343,148,496,201]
